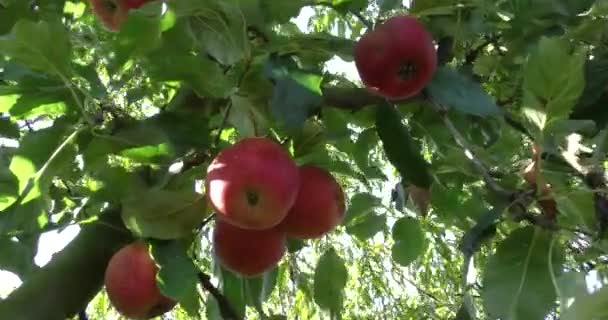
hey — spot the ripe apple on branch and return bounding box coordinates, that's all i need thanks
[88,0,155,31]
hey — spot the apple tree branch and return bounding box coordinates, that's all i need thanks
[198,272,242,320]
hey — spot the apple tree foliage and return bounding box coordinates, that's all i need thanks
[1,0,608,319]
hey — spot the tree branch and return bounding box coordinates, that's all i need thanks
[427,98,512,198]
[321,86,421,110]
[0,207,133,320]
[198,272,241,320]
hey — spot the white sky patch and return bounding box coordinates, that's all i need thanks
[0,271,22,299]
[34,225,81,267]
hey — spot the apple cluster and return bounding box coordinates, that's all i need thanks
[354,15,437,99]
[206,137,346,277]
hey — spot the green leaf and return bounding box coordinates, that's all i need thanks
[0,69,74,120]
[377,0,402,12]
[286,238,306,253]
[0,118,18,138]
[228,95,268,138]
[265,56,323,129]
[0,19,72,77]
[427,67,501,117]
[214,266,247,319]
[261,0,308,23]
[482,226,565,320]
[575,58,608,111]
[556,271,588,319]
[111,5,163,68]
[313,248,348,313]
[84,123,175,166]
[0,237,38,279]
[553,190,596,233]
[523,37,586,131]
[190,1,250,65]
[346,213,385,240]
[245,267,279,313]
[87,165,147,203]
[391,217,427,267]
[3,119,77,233]
[375,102,432,188]
[459,209,501,258]
[0,1,33,36]
[353,128,385,180]
[121,189,209,239]
[145,52,234,99]
[0,166,18,211]
[343,192,382,225]
[561,273,607,320]
[151,240,200,316]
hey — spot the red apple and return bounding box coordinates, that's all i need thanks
[104,242,176,319]
[354,15,437,99]
[280,165,346,239]
[205,137,300,230]
[88,0,155,31]
[212,220,286,277]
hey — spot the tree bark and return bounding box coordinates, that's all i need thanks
[0,207,133,320]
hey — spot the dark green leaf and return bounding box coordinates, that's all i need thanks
[313,248,348,313]
[376,102,432,188]
[575,58,608,111]
[343,192,382,225]
[459,209,501,257]
[0,118,18,138]
[353,128,385,180]
[0,1,33,36]
[214,266,247,319]
[391,217,426,267]
[286,238,306,253]
[0,237,37,279]
[270,72,323,130]
[228,95,268,138]
[84,123,175,166]
[87,165,147,203]
[190,1,250,65]
[151,240,200,316]
[245,267,279,313]
[561,273,605,320]
[455,304,473,320]
[523,37,586,131]
[482,226,565,320]
[0,165,18,211]
[377,0,402,12]
[346,213,385,240]
[122,189,209,239]
[111,5,163,68]
[427,67,501,117]
[0,19,72,77]
[261,0,308,23]
[145,52,234,99]
[265,56,323,129]
[556,271,588,319]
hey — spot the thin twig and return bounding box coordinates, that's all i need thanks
[402,276,441,303]
[213,101,233,148]
[313,1,374,29]
[427,99,511,198]
[198,272,241,320]
[199,213,215,229]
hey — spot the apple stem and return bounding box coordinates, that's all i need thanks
[246,190,259,206]
[397,62,416,81]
